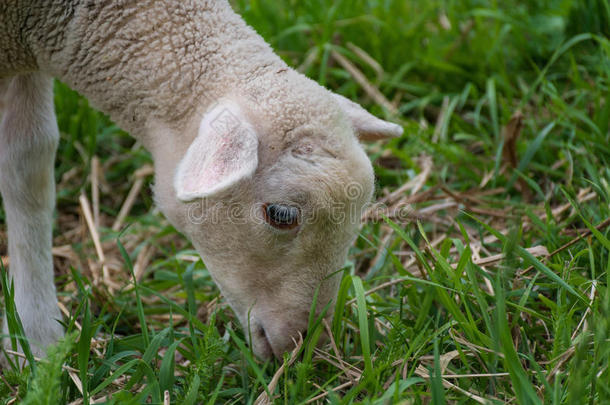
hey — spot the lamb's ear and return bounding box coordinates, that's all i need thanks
[174,102,259,201]
[332,93,403,141]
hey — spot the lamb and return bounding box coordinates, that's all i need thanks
[0,0,402,360]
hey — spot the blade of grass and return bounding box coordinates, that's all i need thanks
[0,263,36,373]
[431,338,446,405]
[77,298,91,404]
[352,276,373,378]
[117,231,149,346]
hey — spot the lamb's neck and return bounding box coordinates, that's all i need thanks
[30,0,285,139]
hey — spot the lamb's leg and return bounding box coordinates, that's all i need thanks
[0,73,63,360]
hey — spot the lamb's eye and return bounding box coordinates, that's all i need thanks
[263,203,300,230]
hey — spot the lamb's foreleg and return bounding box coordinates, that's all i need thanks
[0,73,63,359]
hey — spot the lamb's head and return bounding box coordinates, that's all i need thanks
[155,72,402,359]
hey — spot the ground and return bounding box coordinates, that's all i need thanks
[0,0,609,403]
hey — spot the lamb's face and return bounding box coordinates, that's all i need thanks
[183,136,373,359]
[163,88,401,359]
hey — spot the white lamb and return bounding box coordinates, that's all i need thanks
[0,0,402,360]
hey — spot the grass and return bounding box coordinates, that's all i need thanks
[1,0,609,403]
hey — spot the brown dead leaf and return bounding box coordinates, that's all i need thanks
[502,110,524,168]
[0,230,7,255]
[501,111,532,201]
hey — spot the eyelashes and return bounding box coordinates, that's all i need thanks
[263,203,300,230]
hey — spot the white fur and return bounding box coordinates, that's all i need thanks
[0,74,63,359]
[0,0,403,360]
[333,94,404,140]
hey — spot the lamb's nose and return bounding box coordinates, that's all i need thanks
[250,313,333,360]
[267,326,328,360]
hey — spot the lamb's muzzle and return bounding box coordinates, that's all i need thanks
[0,0,403,361]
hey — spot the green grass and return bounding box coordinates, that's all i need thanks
[1,0,610,403]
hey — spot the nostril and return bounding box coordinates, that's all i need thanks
[251,323,274,360]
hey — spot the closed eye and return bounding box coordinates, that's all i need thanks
[262,203,300,230]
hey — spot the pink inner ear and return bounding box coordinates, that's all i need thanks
[199,138,244,189]
[175,107,259,201]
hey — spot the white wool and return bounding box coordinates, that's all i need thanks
[0,0,402,360]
